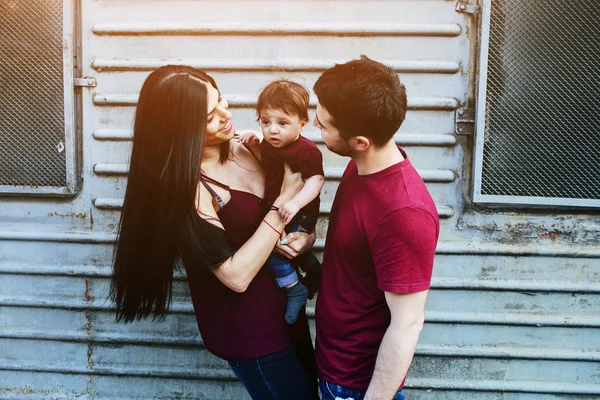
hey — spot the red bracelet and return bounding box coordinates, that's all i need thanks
[262,219,282,235]
[270,206,279,212]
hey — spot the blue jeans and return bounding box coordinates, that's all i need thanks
[320,380,405,400]
[268,251,300,288]
[228,346,315,400]
[268,213,318,288]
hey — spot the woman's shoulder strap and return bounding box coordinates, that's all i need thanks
[201,175,230,190]
[200,176,229,208]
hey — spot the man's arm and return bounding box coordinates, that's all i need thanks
[364,290,428,400]
[364,206,438,399]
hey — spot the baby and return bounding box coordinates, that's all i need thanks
[239,80,324,324]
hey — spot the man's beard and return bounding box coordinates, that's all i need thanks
[325,140,353,157]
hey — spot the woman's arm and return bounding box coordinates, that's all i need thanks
[212,209,285,292]
[200,164,303,293]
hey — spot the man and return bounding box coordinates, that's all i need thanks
[313,56,439,400]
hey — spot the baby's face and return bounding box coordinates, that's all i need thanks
[259,109,307,148]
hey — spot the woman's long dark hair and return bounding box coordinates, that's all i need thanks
[111,65,236,322]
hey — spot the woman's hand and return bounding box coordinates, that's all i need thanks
[274,163,304,206]
[274,231,316,259]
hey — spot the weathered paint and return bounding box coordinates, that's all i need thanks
[0,0,598,399]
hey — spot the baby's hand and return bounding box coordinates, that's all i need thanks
[236,131,261,146]
[280,200,301,225]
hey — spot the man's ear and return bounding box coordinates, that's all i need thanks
[353,135,371,151]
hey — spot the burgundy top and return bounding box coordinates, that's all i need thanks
[315,148,439,391]
[184,181,310,360]
[260,135,324,216]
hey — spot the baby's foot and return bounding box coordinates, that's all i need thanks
[284,282,309,324]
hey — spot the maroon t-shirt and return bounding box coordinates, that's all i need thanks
[261,135,324,216]
[184,189,311,360]
[315,148,439,391]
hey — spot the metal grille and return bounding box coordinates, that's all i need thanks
[481,0,600,200]
[0,0,66,187]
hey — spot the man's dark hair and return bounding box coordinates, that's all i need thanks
[313,55,407,147]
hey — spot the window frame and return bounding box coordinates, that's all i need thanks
[0,0,80,197]
[472,0,600,208]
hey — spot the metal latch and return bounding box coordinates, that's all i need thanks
[73,77,97,88]
[455,108,475,135]
[456,2,481,15]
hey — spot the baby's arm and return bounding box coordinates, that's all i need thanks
[280,174,325,224]
[235,130,262,161]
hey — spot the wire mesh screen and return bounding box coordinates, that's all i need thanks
[481,0,600,200]
[0,0,66,187]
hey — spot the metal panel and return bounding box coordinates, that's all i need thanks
[80,0,468,238]
[473,0,600,208]
[0,0,79,196]
[2,231,599,398]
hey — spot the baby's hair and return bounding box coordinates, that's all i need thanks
[256,79,310,121]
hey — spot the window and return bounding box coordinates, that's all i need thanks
[0,0,79,196]
[473,0,600,208]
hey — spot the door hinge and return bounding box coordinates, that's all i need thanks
[455,108,475,135]
[456,2,481,15]
[73,77,97,88]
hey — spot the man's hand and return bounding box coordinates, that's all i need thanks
[274,231,316,259]
[280,200,301,225]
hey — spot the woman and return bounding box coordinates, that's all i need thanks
[111,65,318,399]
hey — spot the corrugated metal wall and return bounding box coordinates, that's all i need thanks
[1,1,598,399]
